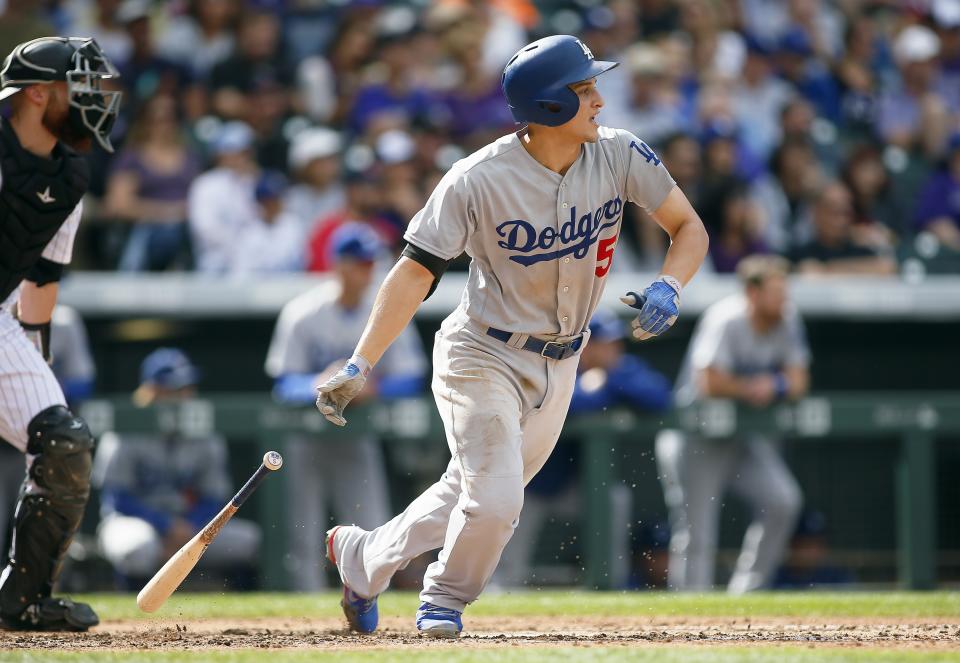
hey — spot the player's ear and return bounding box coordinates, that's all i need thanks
[22,84,49,108]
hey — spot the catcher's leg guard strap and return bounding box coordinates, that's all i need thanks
[0,406,93,617]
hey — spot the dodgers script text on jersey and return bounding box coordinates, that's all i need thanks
[404,127,675,335]
[496,196,623,266]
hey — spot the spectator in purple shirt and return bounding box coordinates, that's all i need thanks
[915,133,960,251]
[441,33,514,146]
[347,29,435,136]
[709,184,770,274]
[103,95,202,270]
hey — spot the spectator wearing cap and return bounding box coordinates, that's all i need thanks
[104,95,202,271]
[495,309,671,589]
[306,169,399,272]
[93,348,262,588]
[265,223,428,590]
[230,171,305,273]
[790,181,897,275]
[696,85,764,182]
[877,25,950,158]
[156,0,238,79]
[284,127,346,232]
[188,121,260,273]
[699,120,755,197]
[914,133,960,252]
[775,27,841,123]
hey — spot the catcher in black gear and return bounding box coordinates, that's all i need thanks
[0,36,120,632]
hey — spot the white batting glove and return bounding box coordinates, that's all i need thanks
[315,355,370,426]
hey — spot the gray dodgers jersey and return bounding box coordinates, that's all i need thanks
[265,280,427,379]
[674,294,810,406]
[404,127,675,336]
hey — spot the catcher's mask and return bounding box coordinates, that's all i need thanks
[0,36,122,152]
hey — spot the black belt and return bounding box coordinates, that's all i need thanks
[485,327,583,360]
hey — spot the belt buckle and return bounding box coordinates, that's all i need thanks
[540,341,563,359]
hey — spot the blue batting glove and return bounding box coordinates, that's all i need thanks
[619,276,681,341]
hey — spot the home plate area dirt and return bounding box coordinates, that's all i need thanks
[2,616,959,652]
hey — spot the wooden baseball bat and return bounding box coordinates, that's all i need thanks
[136,450,283,613]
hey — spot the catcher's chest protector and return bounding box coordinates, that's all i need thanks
[0,119,88,302]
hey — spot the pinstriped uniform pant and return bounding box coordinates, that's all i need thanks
[0,309,66,453]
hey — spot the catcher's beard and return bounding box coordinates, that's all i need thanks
[41,96,93,152]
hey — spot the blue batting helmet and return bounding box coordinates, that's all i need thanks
[501,35,618,127]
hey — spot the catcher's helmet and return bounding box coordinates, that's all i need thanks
[501,35,618,127]
[0,37,122,152]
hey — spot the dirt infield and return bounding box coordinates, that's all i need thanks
[2,616,959,652]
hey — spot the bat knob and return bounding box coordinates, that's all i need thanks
[263,450,283,471]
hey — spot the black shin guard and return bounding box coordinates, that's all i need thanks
[0,406,93,620]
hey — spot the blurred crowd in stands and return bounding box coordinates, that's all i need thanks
[2,0,960,276]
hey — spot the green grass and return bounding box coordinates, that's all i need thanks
[77,590,960,621]
[2,647,959,663]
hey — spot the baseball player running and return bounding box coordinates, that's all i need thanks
[318,35,708,637]
[0,37,121,631]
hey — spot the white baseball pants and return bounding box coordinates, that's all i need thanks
[0,309,66,452]
[332,312,584,611]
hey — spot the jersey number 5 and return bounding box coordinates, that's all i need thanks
[595,234,617,277]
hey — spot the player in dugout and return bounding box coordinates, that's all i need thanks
[93,349,262,591]
[656,254,808,593]
[265,222,427,591]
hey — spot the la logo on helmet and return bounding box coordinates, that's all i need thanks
[576,39,594,59]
